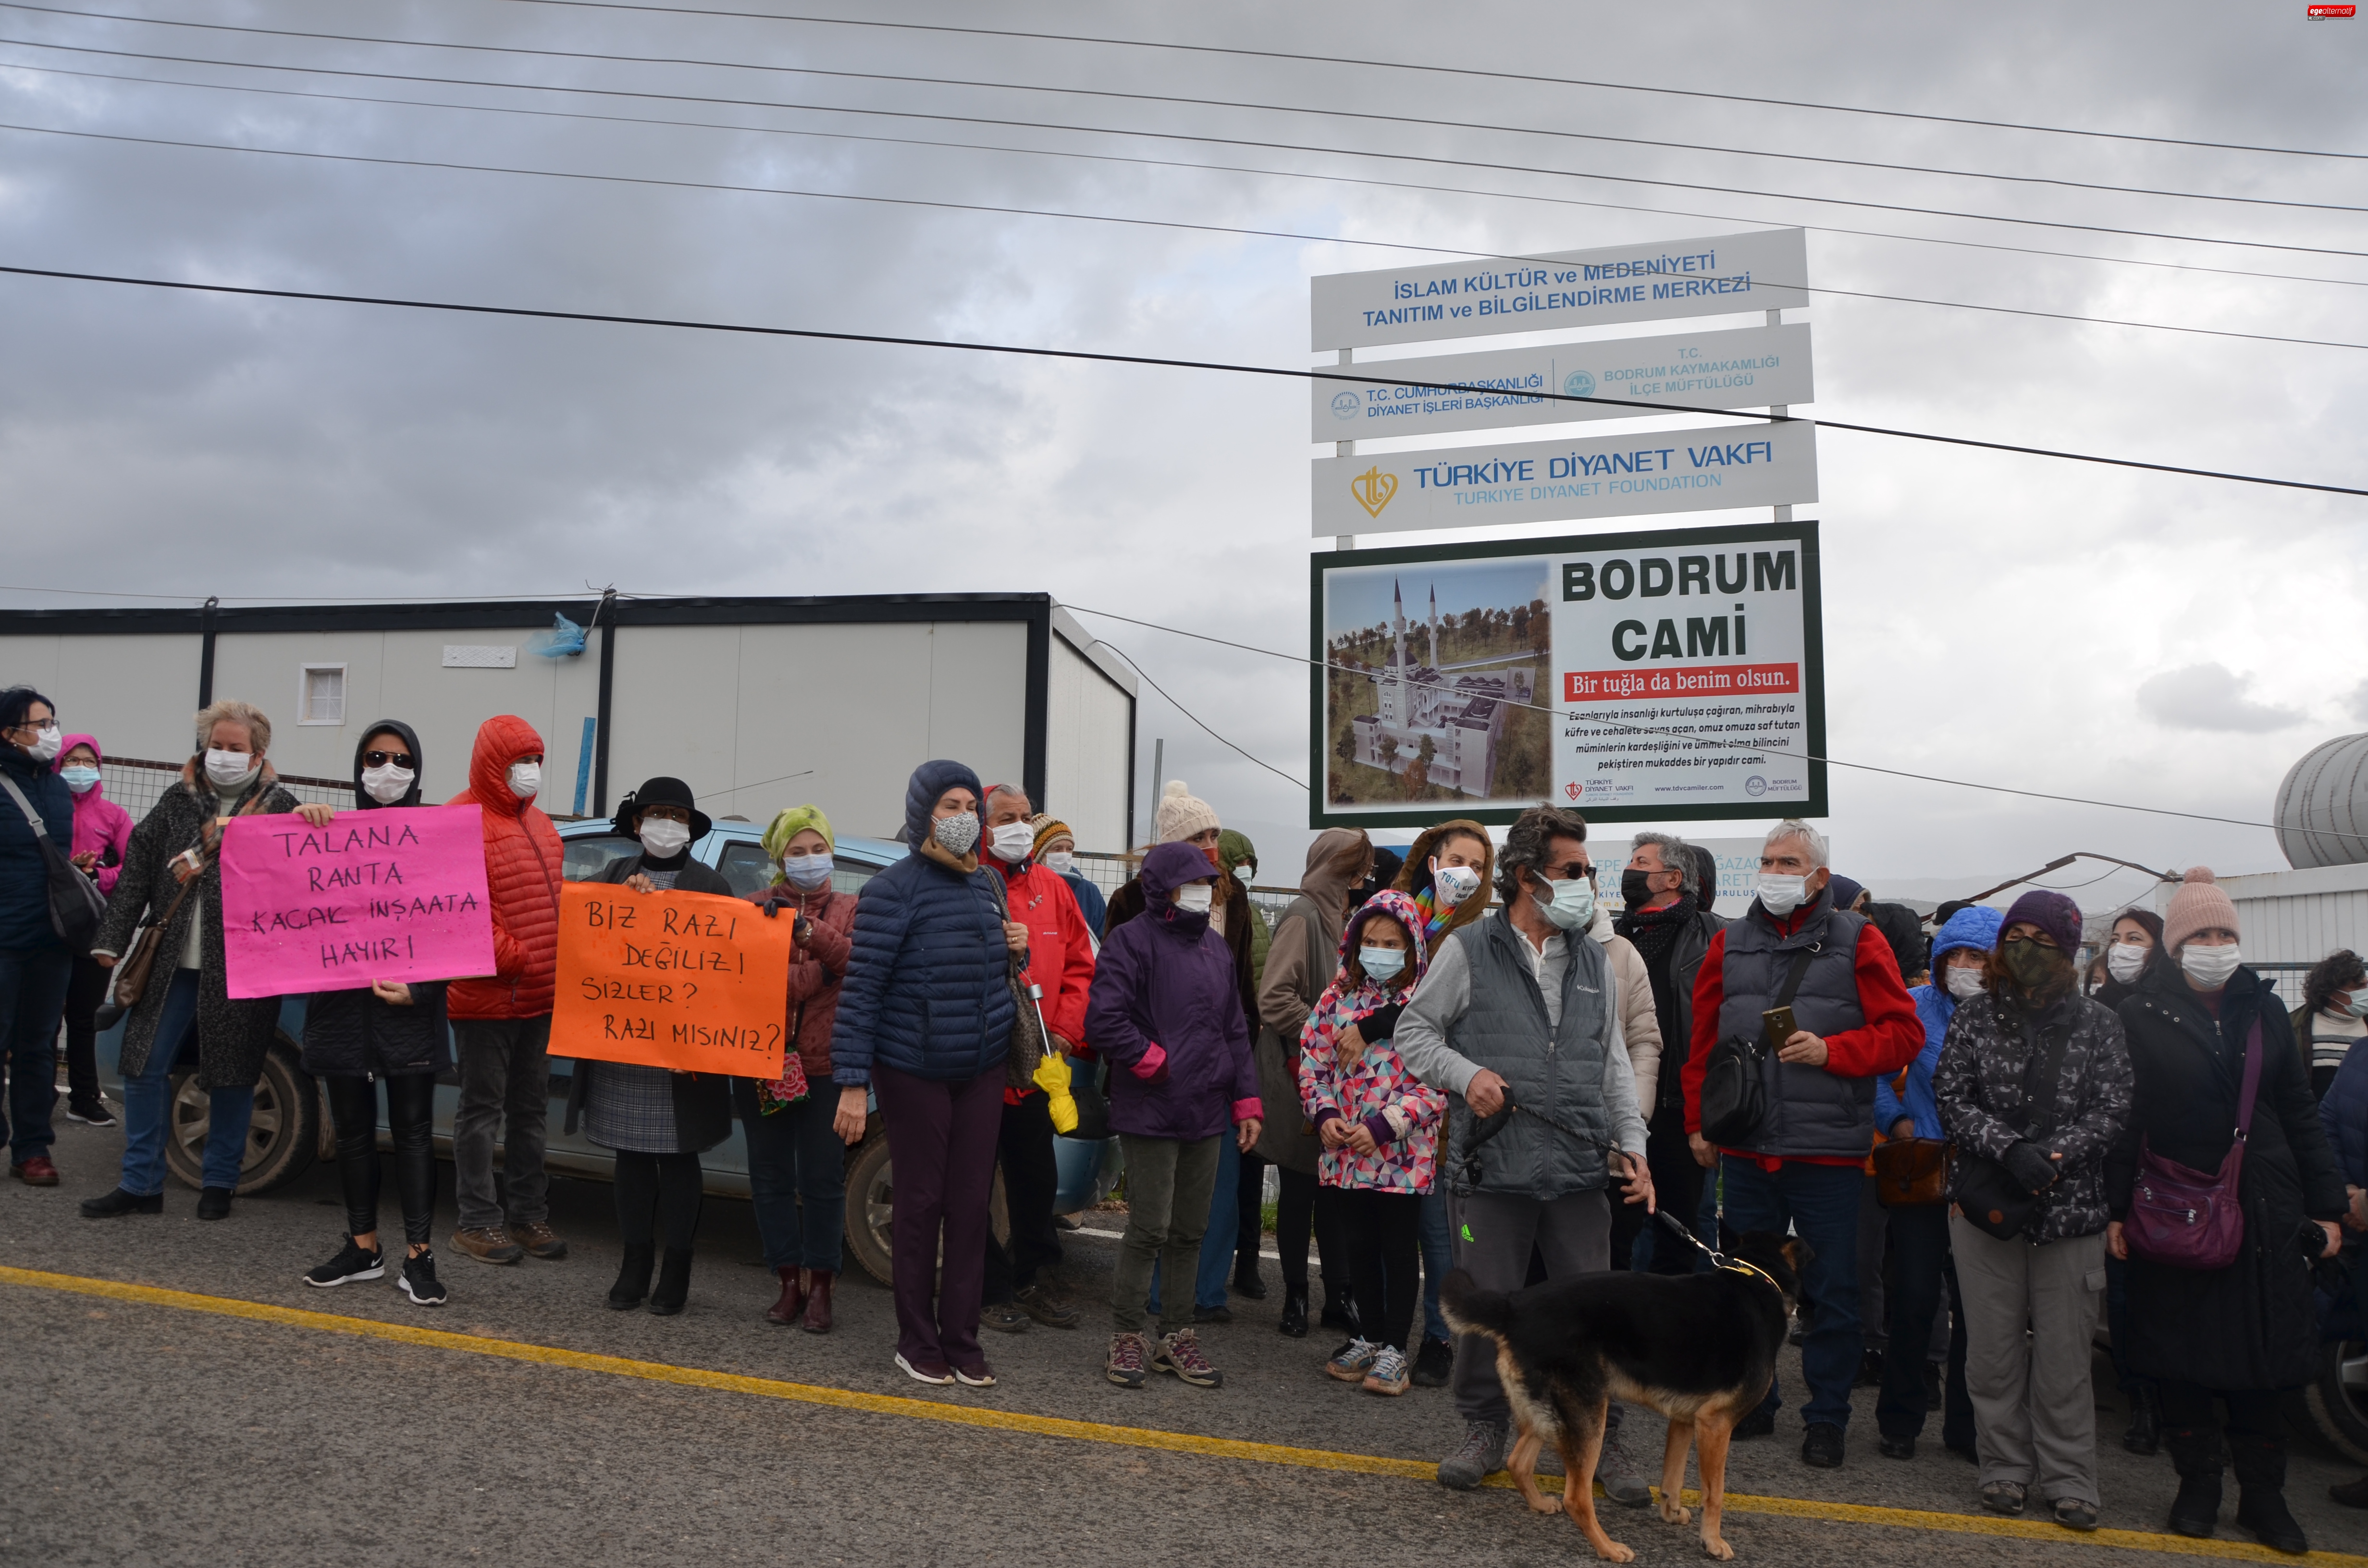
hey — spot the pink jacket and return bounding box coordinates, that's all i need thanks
[57,733,133,896]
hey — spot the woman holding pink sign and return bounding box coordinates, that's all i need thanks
[297,721,453,1308]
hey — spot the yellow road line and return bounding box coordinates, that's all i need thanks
[2,1263,2355,1565]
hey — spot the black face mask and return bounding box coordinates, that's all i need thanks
[1620,870,1654,909]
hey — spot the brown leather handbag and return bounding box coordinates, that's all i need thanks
[1872,1137,1951,1207]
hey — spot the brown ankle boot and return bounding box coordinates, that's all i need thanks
[765,1266,806,1326]
[802,1269,835,1334]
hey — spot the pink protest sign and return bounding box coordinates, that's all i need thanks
[219,805,495,999]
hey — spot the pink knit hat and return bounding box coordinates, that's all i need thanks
[2162,867,2240,951]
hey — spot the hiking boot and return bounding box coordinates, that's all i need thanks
[510,1220,568,1260]
[2053,1498,2099,1533]
[1413,1336,1454,1388]
[80,1186,161,1218]
[1438,1420,1509,1489]
[1105,1333,1149,1389]
[1015,1283,1080,1329]
[1801,1421,1845,1469]
[11,1155,59,1186]
[1599,1424,1653,1505]
[196,1186,233,1221]
[303,1235,385,1288]
[452,1226,524,1265]
[1981,1481,2027,1517]
[399,1249,448,1307]
[1326,1337,1380,1383]
[1361,1345,1411,1397]
[65,1100,115,1127]
[1154,1328,1223,1388]
[982,1300,1033,1335]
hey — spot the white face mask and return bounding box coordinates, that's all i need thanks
[1233,862,1254,883]
[1756,872,1809,915]
[781,853,833,890]
[24,726,62,763]
[1360,945,1406,981]
[2180,942,2242,988]
[204,747,258,788]
[507,760,541,800]
[638,818,691,859]
[59,765,101,795]
[1042,850,1074,876]
[987,821,1036,864]
[2106,941,2149,984]
[1534,873,1595,931]
[1174,882,1214,914]
[1431,862,1482,908]
[1944,966,1986,1001]
[932,811,980,856]
[360,762,414,804]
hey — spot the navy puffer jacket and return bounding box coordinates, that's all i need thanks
[2324,1037,2368,1191]
[828,760,1015,1085]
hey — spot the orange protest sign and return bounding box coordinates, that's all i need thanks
[549,882,795,1077]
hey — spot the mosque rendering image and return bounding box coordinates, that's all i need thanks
[1347,580,1535,799]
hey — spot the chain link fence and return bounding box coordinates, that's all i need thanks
[1072,850,1303,924]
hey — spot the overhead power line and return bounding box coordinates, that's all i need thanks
[3,117,2364,357]
[2,260,2362,499]
[7,42,2364,299]
[1058,606,2357,844]
[2,4,2358,258]
[495,0,2368,164]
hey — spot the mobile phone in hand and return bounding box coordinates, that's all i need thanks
[1761,1005,1798,1053]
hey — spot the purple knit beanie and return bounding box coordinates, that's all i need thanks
[2000,889,2082,955]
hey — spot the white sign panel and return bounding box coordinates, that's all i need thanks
[1310,421,1817,538]
[1311,229,1808,351]
[1309,324,1811,442]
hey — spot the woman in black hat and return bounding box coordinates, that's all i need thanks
[568,777,735,1314]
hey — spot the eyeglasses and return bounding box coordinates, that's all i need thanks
[1543,860,1595,882]
[362,751,415,769]
[9,717,58,733]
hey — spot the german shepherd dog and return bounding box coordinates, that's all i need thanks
[1439,1229,1809,1561]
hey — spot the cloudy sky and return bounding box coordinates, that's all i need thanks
[4,0,2366,913]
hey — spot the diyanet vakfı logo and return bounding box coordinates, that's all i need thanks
[1350,466,1398,517]
[1563,369,1596,398]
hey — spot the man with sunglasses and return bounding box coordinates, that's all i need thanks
[1395,805,1654,1497]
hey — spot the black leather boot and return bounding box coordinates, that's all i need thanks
[648,1247,693,1316]
[606,1243,655,1310]
[2229,1432,2309,1555]
[2163,1425,2224,1538]
[2124,1383,2162,1456]
[1278,1287,1309,1338]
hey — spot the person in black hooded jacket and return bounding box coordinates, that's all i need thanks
[298,721,453,1307]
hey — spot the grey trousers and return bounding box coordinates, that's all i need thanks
[1448,1186,1611,1427]
[1949,1217,2107,1506]
[452,1015,554,1230]
[1112,1133,1223,1336]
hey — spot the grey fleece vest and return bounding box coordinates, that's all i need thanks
[1715,897,1874,1159]
[1443,911,1616,1200]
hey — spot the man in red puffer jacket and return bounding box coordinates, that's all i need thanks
[446,716,568,1266]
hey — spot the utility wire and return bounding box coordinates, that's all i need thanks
[4,116,2365,356]
[497,0,2368,164]
[4,261,2363,498]
[8,48,2365,301]
[1059,607,2359,845]
[3,4,2358,258]
[1083,637,1307,792]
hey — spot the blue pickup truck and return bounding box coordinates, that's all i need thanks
[94,816,1119,1285]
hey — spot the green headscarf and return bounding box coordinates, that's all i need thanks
[1217,828,1257,876]
[761,804,834,883]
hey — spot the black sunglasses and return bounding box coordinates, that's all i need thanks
[1543,859,1596,882]
[362,750,416,769]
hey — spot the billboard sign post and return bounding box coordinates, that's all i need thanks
[1309,519,1825,828]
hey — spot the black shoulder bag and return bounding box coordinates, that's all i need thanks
[1698,945,1817,1148]
[1952,1010,2075,1240]
[0,774,107,954]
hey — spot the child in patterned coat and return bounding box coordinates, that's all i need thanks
[1297,888,1446,1396]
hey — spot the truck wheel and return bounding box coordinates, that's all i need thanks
[840,1131,1008,1290]
[2291,1335,2368,1465]
[165,1033,319,1195]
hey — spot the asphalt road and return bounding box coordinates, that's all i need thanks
[4,1112,2362,1567]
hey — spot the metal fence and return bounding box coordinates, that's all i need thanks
[98,756,356,823]
[1072,850,1302,923]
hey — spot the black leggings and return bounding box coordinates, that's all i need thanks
[1274,1166,1350,1302]
[326,1073,438,1247]
[62,954,111,1107]
[613,1150,703,1250]
[2159,1382,2282,1440]
[1340,1188,1423,1353]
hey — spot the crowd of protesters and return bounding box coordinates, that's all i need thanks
[3,682,2365,1549]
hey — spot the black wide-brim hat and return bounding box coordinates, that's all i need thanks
[613,775,712,842]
